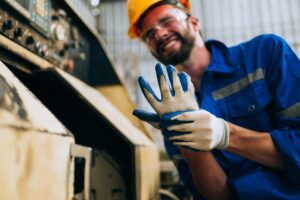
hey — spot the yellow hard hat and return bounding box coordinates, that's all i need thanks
[127,0,192,39]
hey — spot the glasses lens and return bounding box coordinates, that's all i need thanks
[140,10,188,43]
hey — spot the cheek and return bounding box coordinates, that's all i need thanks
[170,23,189,34]
[147,42,159,54]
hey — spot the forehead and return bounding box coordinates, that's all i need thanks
[140,5,182,29]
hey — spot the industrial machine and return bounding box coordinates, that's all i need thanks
[0,0,160,200]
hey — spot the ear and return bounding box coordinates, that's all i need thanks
[188,16,200,31]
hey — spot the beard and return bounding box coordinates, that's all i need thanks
[151,29,195,65]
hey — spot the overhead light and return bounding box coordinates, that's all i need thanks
[90,0,100,7]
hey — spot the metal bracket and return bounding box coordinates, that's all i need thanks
[70,144,92,200]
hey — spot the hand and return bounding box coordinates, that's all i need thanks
[138,63,198,116]
[132,109,186,133]
[167,110,230,151]
[132,109,160,129]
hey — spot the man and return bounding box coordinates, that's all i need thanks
[127,0,300,199]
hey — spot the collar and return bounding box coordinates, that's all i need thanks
[204,40,239,74]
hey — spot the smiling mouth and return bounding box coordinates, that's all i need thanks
[158,35,180,54]
[164,40,178,50]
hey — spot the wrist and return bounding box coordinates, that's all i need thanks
[216,119,230,149]
[179,146,212,158]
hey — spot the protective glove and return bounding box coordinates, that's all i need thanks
[132,109,160,129]
[132,109,186,135]
[167,110,230,151]
[138,63,199,116]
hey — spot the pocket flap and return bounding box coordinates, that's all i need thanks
[226,81,271,117]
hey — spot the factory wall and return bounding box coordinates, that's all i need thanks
[97,0,300,149]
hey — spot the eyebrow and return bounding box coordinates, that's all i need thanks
[141,15,175,34]
[138,9,188,34]
[142,16,174,39]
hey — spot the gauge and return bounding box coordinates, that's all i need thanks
[51,23,67,41]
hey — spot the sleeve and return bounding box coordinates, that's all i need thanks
[264,34,300,184]
[214,35,300,200]
[163,136,205,200]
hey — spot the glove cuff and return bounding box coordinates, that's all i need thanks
[216,119,230,149]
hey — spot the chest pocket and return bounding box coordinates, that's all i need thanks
[213,74,272,118]
[226,80,271,117]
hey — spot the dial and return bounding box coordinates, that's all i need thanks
[51,23,67,41]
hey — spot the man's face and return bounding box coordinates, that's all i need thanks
[139,5,196,65]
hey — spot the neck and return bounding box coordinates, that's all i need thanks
[179,35,211,92]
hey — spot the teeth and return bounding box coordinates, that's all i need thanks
[163,40,177,51]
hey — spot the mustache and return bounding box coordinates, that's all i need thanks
[156,33,182,53]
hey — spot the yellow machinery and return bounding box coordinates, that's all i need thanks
[0,1,160,199]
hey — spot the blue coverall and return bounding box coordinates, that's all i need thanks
[164,34,300,200]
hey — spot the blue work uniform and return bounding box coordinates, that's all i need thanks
[164,34,300,200]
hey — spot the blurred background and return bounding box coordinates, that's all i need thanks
[1,1,300,199]
[71,0,300,150]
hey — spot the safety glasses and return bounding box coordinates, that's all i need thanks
[140,9,189,44]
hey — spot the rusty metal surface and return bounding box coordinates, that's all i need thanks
[0,61,72,136]
[0,128,74,200]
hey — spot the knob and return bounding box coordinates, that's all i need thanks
[26,35,35,45]
[2,20,13,31]
[14,28,23,38]
[64,59,74,72]
[41,45,49,57]
[35,42,42,54]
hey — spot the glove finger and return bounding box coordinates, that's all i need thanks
[132,109,160,123]
[160,111,193,131]
[155,63,172,100]
[161,111,187,121]
[138,76,161,111]
[187,74,196,97]
[178,72,196,97]
[173,141,201,151]
[146,121,160,129]
[169,133,194,141]
[166,65,175,95]
[167,65,183,96]
[159,120,174,130]
[178,72,199,106]
[168,123,193,132]
[160,118,187,129]
[159,75,173,100]
[178,72,189,92]
[138,76,160,101]
[170,110,200,121]
[162,130,188,139]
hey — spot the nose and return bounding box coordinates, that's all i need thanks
[153,27,169,41]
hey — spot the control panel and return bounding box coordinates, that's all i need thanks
[0,1,82,71]
[0,0,120,86]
